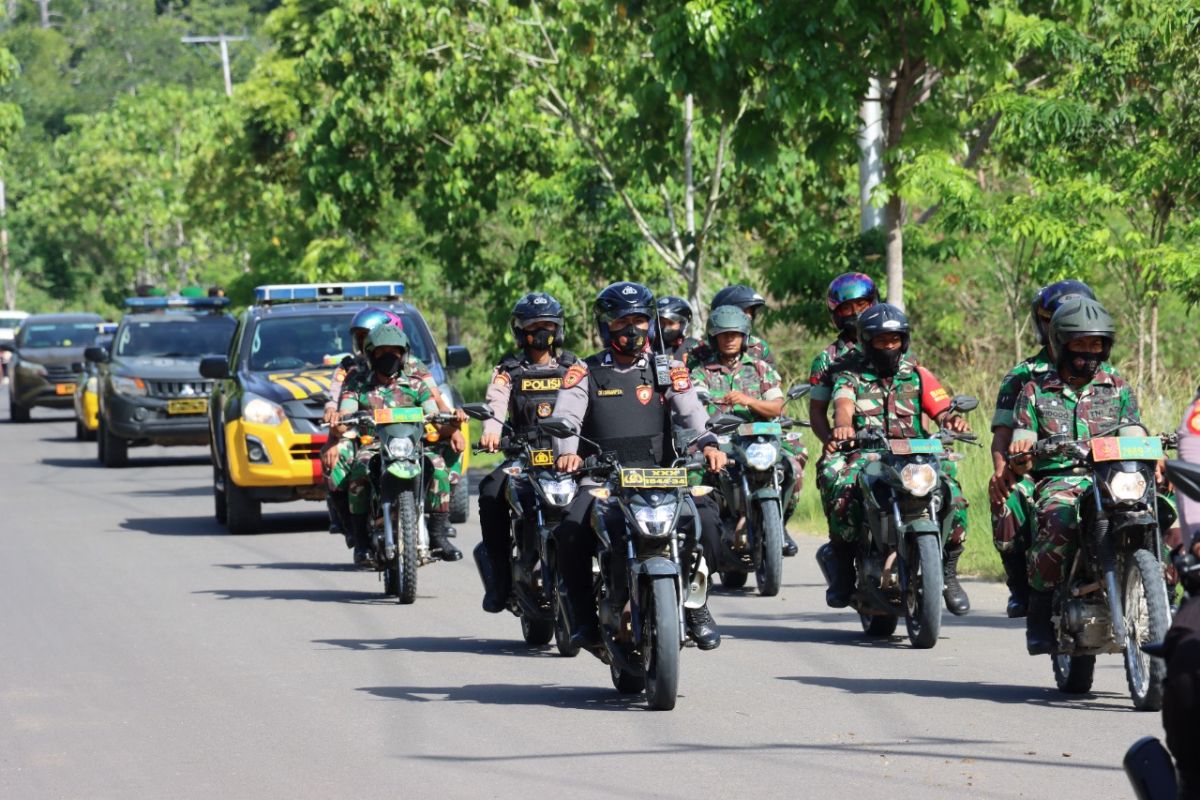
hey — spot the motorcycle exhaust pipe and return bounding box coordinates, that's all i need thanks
[815,542,837,587]
[684,555,709,610]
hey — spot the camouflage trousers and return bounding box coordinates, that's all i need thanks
[346,442,460,515]
[325,437,357,491]
[991,475,1036,555]
[817,451,849,521]
[828,452,968,545]
[782,440,808,522]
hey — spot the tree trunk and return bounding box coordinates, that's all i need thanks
[35,0,50,28]
[884,193,904,310]
[1149,298,1159,394]
[444,308,462,348]
[0,177,12,312]
[1136,304,1146,387]
[858,76,884,232]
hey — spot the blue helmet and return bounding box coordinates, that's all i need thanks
[1031,280,1095,345]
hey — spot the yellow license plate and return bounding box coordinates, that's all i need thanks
[529,449,554,467]
[619,467,688,489]
[167,398,208,415]
[55,383,76,395]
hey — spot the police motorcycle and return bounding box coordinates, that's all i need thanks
[539,415,715,711]
[704,384,812,596]
[460,402,581,655]
[338,406,461,603]
[817,395,980,648]
[1009,425,1178,710]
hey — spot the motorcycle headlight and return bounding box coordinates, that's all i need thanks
[900,463,938,498]
[387,436,415,459]
[744,442,778,471]
[243,395,286,425]
[112,376,146,397]
[1108,471,1147,502]
[537,476,578,507]
[631,499,678,538]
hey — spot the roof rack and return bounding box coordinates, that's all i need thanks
[254,282,405,305]
[123,296,231,310]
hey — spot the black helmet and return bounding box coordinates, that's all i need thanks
[656,295,693,326]
[857,303,910,377]
[1032,279,1095,346]
[706,304,751,353]
[595,281,657,347]
[710,284,766,315]
[1048,296,1115,366]
[510,292,565,351]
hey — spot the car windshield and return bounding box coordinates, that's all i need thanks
[20,322,100,348]
[115,316,236,358]
[247,312,432,373]
[0,314,27,328]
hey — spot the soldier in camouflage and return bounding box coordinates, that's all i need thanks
[1008,297,1142,654]
[336,324,463,566]
[989,280,1107,618]
[690,305,807,560]
[825,303,973,614]
[684,284,777,369]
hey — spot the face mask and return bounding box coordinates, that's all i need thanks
[661,327,684,346]
[371,352,404,377]
[1059,341,1110,381]
[835,314,858,338]
[868,345,903,377]
[525,329,556,351]
[610,324,647,356]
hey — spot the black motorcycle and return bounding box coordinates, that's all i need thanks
[1013,426,1177,710]
[817,395,980,648]
[541,415,713,711]
[462,403,580,656]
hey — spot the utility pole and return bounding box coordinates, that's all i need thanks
[1,176,13,311]
[181,34,248,97]
[858,76,884,233]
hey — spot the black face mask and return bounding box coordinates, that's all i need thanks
[525,329,556,351]
[370,352,404,377]
[610,325,647,356]
[661,327,684,347]
[835,314,858,338]
[868,345,903,377]
[1059,341,1111,382]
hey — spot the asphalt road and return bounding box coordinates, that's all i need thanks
[0,392,1164,799]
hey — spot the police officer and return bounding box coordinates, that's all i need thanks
[989,280,1102,618]
[476,293,577,612]
[656,295,697,361]
[551,281,727,651]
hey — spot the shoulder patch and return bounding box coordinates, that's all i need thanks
[670,366,691,392]
[492,369,511,386]
[563,363,588,389]
[1187,400,1200,435]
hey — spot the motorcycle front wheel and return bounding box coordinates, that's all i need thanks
[643,578,681,711]
[392,490,419,605]
[755,500,784,597]
[1123,548,1170,710]
[904,535,944,649]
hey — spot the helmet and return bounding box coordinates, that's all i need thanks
[1048,297,1115,365]
[656,296,693,326]
[349,306,394,355]
[365,323,409,353]
[710,284,766,315]
[509,292,565,351]
[1031,280,1095,345]
[856,303,910,378]
[594,281,657,347]
[706,305,751,352]
[826,272,879,311]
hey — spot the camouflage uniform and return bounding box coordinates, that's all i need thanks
[1011,367,1141,591]
[828,353,967,544]
[809,336,858,519]
[690,350,807,517]
[338,368,444,515]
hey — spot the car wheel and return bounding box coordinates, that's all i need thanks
[9,391,29,422]
[225,466,261,534]
[100,419,128,468]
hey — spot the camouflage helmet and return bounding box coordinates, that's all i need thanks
[706,304,751,352]
[365,323,409,353]
[1048,296,1114,364]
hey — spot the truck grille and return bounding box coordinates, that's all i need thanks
[45,363,83,380]
[290,442,324,461]
[146,380,214,399]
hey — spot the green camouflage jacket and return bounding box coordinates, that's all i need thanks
[831,353,935,439]
[690,351,783,418]
[808,336,858,403]
[338,368,438,418]
[992,346,1119,429]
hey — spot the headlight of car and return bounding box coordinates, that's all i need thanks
[243,395,286,425]
[21,360,47,376]
[112,376,146,396]
[537,476,578,507]
[386,436,415,459]
[900,462,938,497]
[1109,471,1147,502]
[631,499,678,538]
[744,442,778,471]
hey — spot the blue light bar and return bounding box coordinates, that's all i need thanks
[123,296,232,310]
[97,323,118,334]
[253,282,406,305]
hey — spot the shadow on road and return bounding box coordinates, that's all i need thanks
[129,485,212,497]
[316,635,561,659]
[358,683,642,711]
[122,512,325,536]
[40,454,210,469]
[218,561,360,572]
[196,587,391,604]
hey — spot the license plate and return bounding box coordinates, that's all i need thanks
[1091,436,1163,462]
[620,467,688,488]
[167,398,208,415]
[55,383,76,395]
[889,438,944,455]
[373,406,425,424]
[529,449,554,467]
[737,422,782,436]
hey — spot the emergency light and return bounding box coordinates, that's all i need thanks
[253,282,406,305]
[123,296,232,310]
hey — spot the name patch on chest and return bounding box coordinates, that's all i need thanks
[597,388,624,398]
[521,377,562,392]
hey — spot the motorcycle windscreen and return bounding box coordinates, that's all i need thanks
[1091,436,1163,462]
[887,438,944,455]
[620,467,688,489]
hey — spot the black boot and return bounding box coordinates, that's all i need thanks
[942,543,971,616]
[1026,590,1056,655]
[1001,551,1029,618]
[328,491,354,549]
[817,538,856,608]
[782,530,799,558]
[475,543,511,614]
[428,512,462,562]
[350,513,373,568]
[685,604,721,650]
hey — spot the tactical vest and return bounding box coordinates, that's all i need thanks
[580,353,672,468]
[500,352,576,439]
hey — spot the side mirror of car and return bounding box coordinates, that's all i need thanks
[445,345,472,370]
[949,394,979,413]
[199,356,230,380]
[539,416,578,439]
[84,346,109,364]
[460,402,494,421]
[787,384,812,401]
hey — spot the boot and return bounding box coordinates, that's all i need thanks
[782,530,799,558]
[428,512,462,562]
[942,543,971,616]
[350,513,373,568]
[1001,551,1029,618]
[475,543,511,614]
[817,538,856,609]
[685,604,721,650]
[328,491,354,549]
[1026,590,1056,655]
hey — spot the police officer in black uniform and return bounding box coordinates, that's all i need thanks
[657,295,696,361]
[551,282,726,651]
[476,293,576,612]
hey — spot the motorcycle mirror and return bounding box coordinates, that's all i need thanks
[705,414,744,434]
[538,416,578,439]
[949,394,979,413]
[1166,459,1200,504]
[460,402,494,421]
[786,384,812,401]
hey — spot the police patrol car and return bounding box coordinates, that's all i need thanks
[72,322,117,441]
[200,282,472,534]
